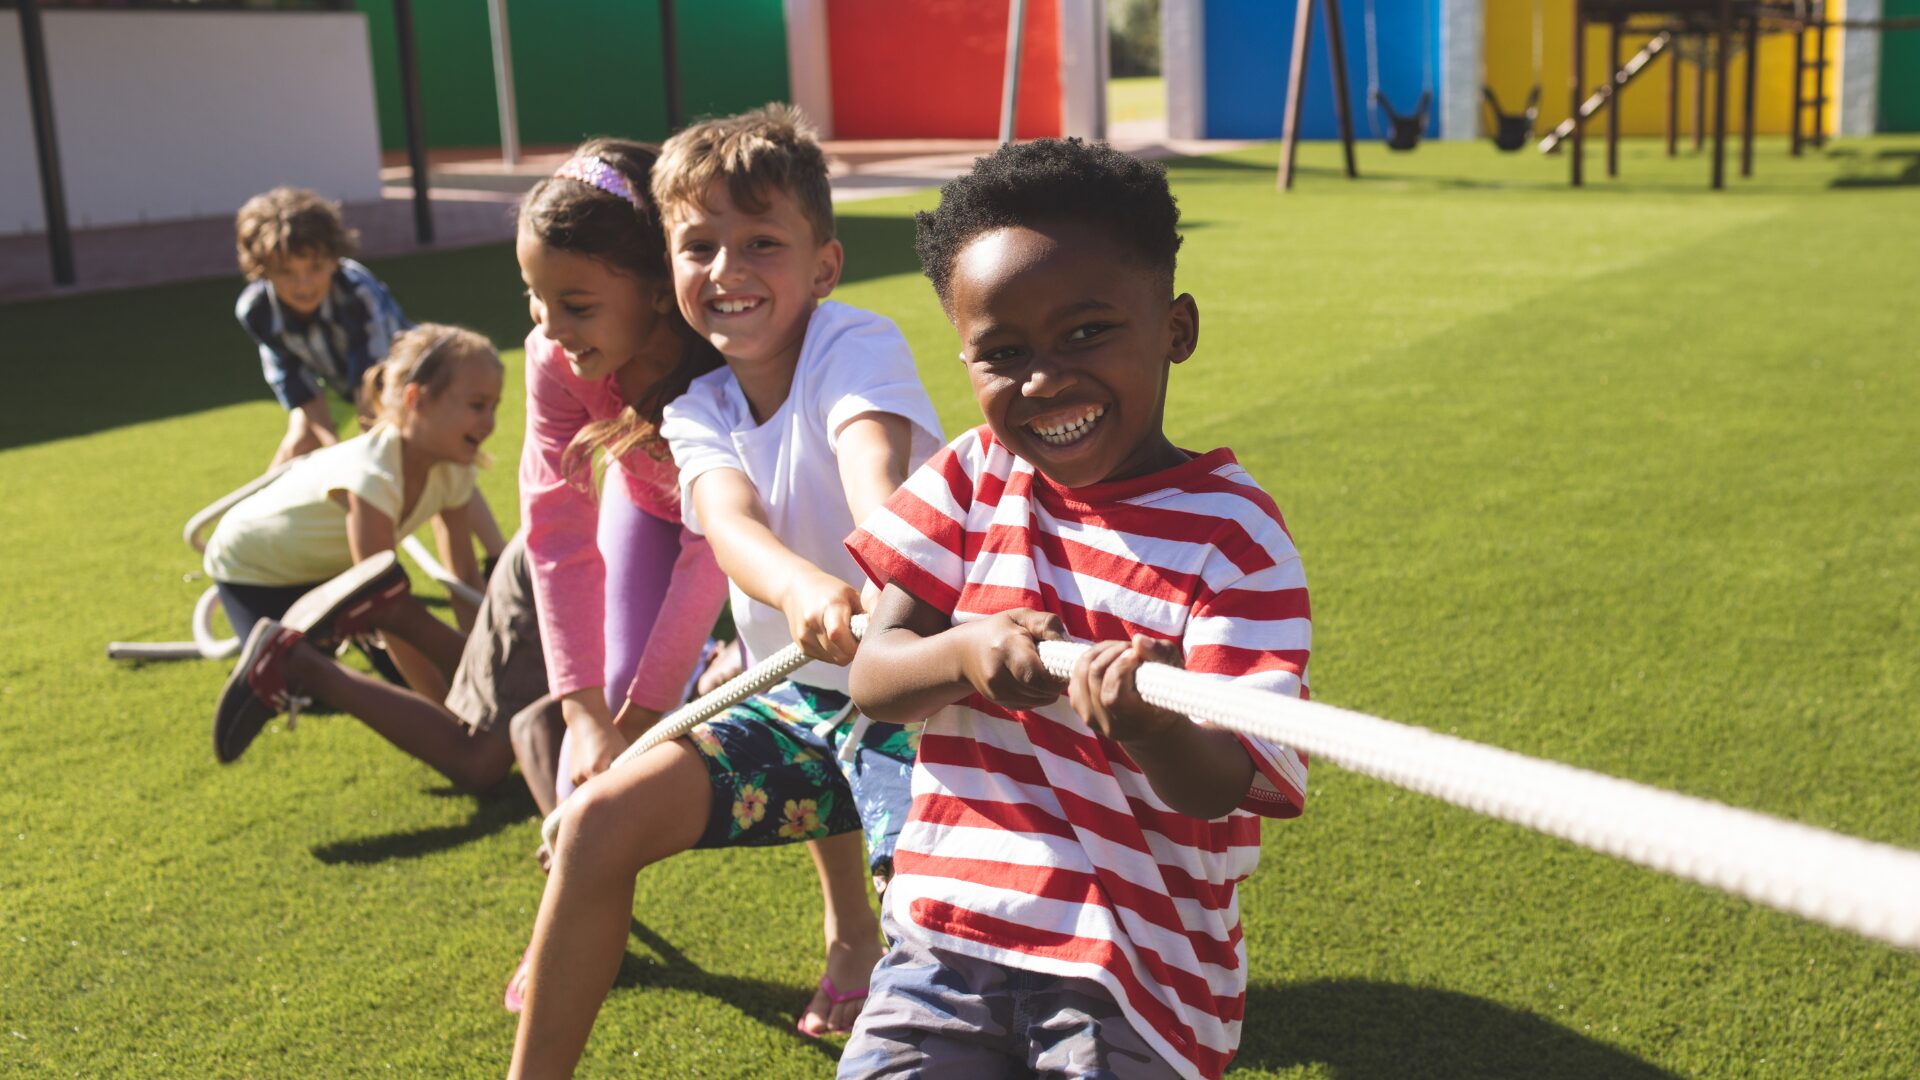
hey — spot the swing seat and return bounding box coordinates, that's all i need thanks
[1483,85,1541,152]
[1374,91,1431,152]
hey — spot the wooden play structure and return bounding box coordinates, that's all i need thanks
[1565,1,1920,189]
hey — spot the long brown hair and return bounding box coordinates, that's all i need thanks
[518,137,721,483]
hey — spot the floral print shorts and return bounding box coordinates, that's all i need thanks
[686,680,919,882]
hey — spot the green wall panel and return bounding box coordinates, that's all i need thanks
[1882,0,1920,132]
[357,0,504,151]
[507,0,669,145]
[356,1,791,153]
[677,0,792,125]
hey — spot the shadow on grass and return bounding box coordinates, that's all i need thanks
[1827,148,1920,188]
[310,779,537,864]
[4,213,927,454]
[836,213,922,285]
[614,917,840,1062]
[1235,978,1677,1079]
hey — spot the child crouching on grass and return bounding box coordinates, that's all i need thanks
[203,323,523,785]
[840,139,1313,1080]
[509,105,944,1075]
[234,187,414,470]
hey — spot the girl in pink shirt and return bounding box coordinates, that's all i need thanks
[506,141,731,1007]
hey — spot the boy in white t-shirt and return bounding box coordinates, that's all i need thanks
[508,106,942,1074]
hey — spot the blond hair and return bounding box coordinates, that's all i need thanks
[651,103,835,244]
[234,187,358,280]
[363,324,502,430]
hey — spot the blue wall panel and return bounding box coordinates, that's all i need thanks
[1203,0,1440,141]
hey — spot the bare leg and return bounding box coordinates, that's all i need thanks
[798,833,886,1035]
[370,596,467,675]
[510,740,713,1078]
[380,634,449,703]
[467,489,509,559]
[283,641,514,792]
[510,695,568,819]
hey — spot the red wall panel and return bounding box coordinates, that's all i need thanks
[827,0,1061,139]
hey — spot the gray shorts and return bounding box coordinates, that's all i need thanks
[838,914,1178,1080]
[443,532,547,736]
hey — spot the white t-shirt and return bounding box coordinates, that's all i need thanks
[660,300,944,692]
[203,424,477,587]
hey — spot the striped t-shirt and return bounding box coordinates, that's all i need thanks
[845,426,1311,1080]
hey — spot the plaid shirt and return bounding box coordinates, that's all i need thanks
[235,258,412,410]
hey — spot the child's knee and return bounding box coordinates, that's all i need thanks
[554,781,651,879]
[508,697,563,753]
[446,738,515,794]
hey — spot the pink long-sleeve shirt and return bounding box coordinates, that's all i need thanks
[518,328,727,710]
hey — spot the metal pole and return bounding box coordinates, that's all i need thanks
[1693,33,1707,151]
[18,0,74,286]
[1811,0,1828,147]
[660,0,682,131]
[1276,0,1317,190]
[1666,37,1680,156]
[1606,17,1621,178]
[1740,14,1758,177]
[1323,0,1359,180]
[1571,0,1585,186]
[393,0,434,244]
[1000,0,1029,144]
[486,0,520,165]
[1713,0,1731,189]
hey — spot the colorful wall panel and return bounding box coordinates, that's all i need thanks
[1199,0,1443,141]
[1482,1,1847,138]
[355,0,789,151]
[824,0,1064,140]
[1881,0,1920,130]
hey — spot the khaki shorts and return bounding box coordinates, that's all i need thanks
[444,532,548,736]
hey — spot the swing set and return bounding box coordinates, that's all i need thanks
[1275,0,1445,189]
[1483,0,1544,151]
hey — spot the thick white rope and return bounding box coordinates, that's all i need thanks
[540,629,833,846]
[183,463,289,555]
[106,586,240,661]
[398,535,485,609]
[542,623,1920,951]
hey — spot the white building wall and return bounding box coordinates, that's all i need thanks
[783,0,835,139]
[1163,0,1206,139]
[0,10,382,237]
[1839,1,1881,137]
[1059,0,1108,139]
[0,19,50,235]
[1439,0,1484,139]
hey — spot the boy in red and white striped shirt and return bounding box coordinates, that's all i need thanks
[841,140,1311,1080]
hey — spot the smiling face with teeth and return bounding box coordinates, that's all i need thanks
[666,180,844,418]
[948,220,1198,489]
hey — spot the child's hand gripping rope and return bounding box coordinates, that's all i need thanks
[544,617,1920,952]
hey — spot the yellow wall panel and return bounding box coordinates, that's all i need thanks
[1483,1,1845,139]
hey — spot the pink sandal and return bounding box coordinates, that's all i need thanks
[794,974,869,1037]
[503,946,532,1014]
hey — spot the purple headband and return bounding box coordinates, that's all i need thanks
[553,155,646,211]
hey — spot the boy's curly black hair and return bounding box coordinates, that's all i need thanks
[914,138,1182,305]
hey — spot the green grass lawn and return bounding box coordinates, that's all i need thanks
[3,137,1917,1077]
[1110,75,1165,124]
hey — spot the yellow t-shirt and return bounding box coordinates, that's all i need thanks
[203,425,477,586]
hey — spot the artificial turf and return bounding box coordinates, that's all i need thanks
[2,137,1917,1078]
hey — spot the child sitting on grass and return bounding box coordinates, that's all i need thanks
[204,324,507,775]
[840,139,1313,1080]
[509,105,943,1075]
[234,187,414,469]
